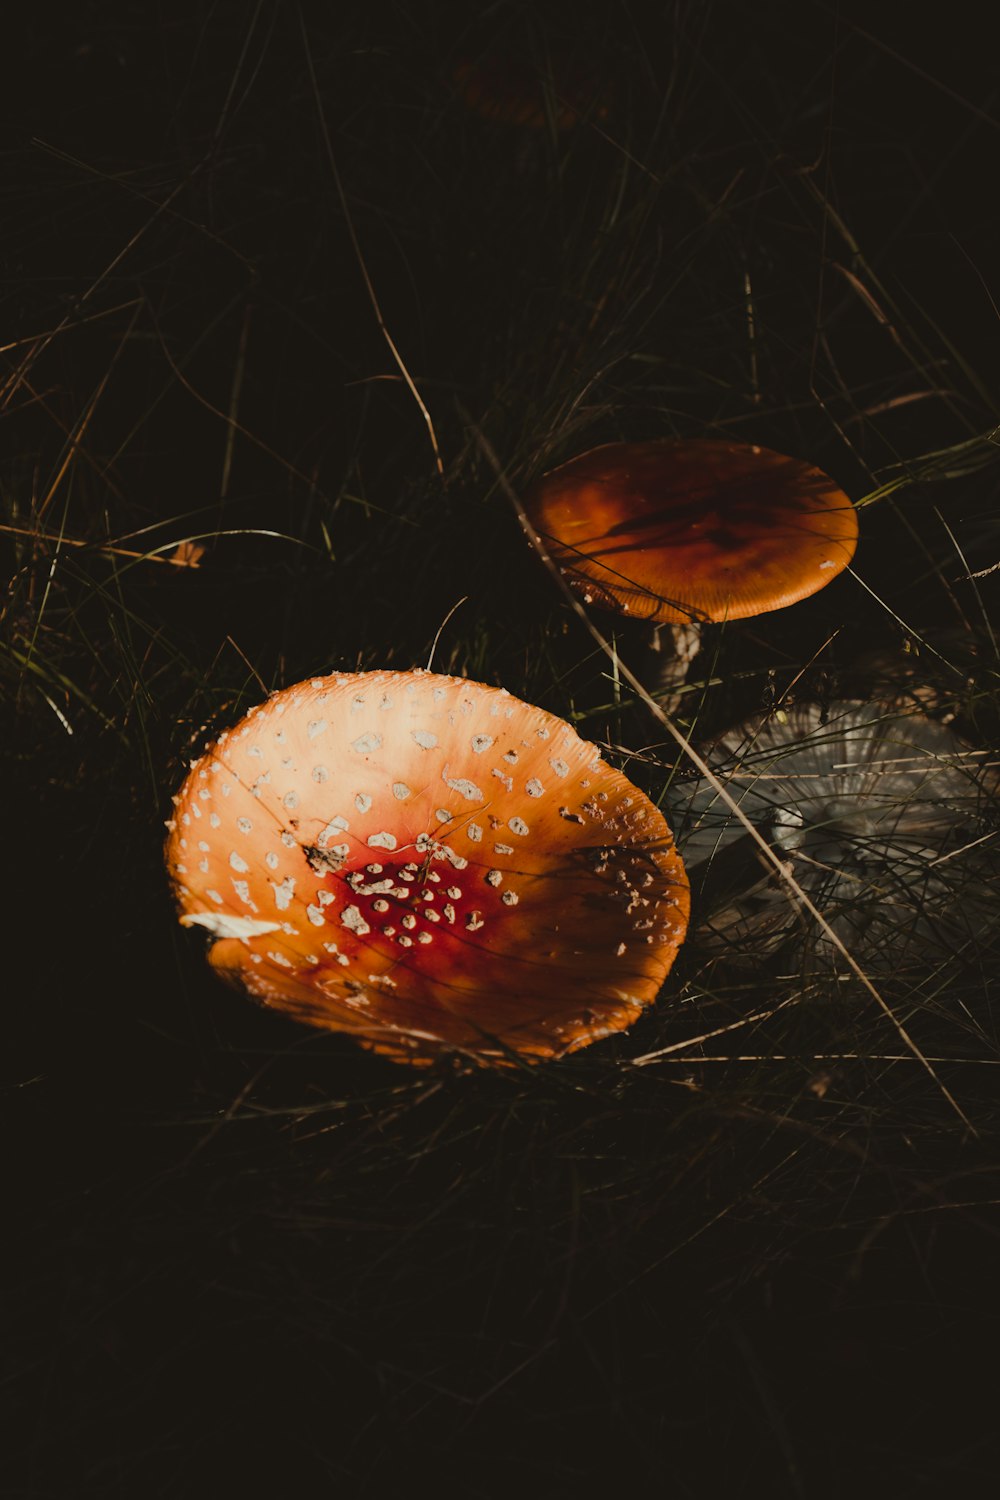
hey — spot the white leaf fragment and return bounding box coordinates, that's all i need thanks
[181,913,282,940]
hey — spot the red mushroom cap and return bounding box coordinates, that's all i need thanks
[526,439,859,624]
[165,670,689,1064]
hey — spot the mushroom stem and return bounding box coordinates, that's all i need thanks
[645,621,703,711]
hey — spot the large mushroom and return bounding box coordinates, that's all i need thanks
[668,700,999,968]
[165,670,689,1064]
[525,438,859,703]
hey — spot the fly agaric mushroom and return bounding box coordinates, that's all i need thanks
[669,700,999,968]
[525,439,859,704]
[165,670,689,1064]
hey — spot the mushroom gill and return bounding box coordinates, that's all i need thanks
[668,700,999,969]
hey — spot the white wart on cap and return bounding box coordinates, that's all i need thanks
[166,670,690,1064]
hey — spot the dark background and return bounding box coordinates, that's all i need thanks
[5,4,1000,1495]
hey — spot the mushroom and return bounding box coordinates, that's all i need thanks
[453,48,607,132]
[524,438,859,705]
[668,700,999,968]
[165,669,689,1064]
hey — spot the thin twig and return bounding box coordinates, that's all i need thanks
[426,597,469,671]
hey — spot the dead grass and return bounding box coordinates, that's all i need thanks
[5,3,1000,1493]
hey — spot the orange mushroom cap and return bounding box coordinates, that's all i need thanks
[526,439,859,625]
[165,670,689,1065]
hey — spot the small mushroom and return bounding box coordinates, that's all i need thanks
[453,49,608,132]
[668,700,999,967]
[165,669,689,1064]
[525,439,858,705]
